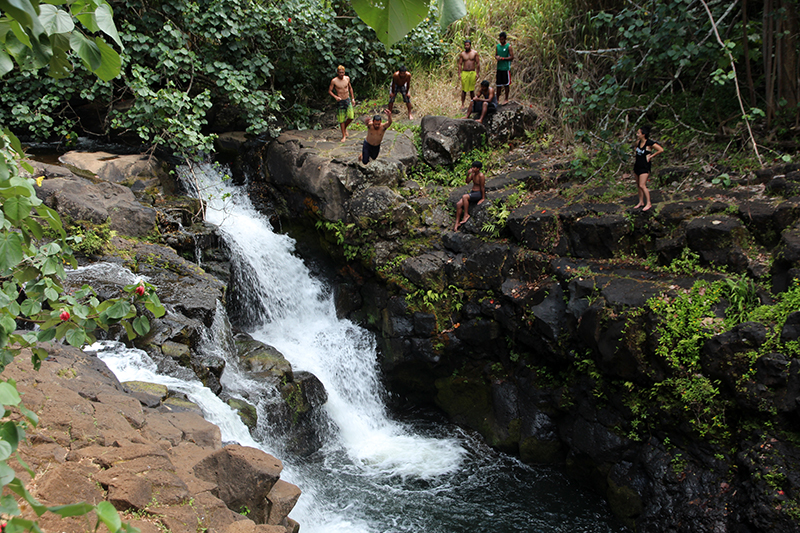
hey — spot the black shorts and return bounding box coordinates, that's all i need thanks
[496,70,510,87]
[468,190,482,202]
[634,164,651,176]
[362,140,381,164]
[389,84,410,103]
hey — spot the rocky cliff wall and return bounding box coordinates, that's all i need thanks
[244,119,800,532]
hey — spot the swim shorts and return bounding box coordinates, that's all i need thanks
[362,140,381,164]
[468,190,482,202]
[496,70,510,87]
[336,98,354,123]
[461,70,477,92]
[389,83,410,104]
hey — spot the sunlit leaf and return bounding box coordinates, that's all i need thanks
[437,0,466,29]
[65,327,85,347]
[94,2,122,49]
[39,4,75,35]
[0,50,13,76]
[351,0,428,47]
[0,382,20,408]
[96,501,122,532]
[0,462,16,485]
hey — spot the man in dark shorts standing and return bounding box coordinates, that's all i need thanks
[454,161,486,231]
[464,80,497,124]
[359,109,393,164]
[495,32,514,103]
[328,65,355,142]
[388,65,413,120]
[457,40,480,110]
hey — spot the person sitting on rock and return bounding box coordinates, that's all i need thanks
[359,109,393,164]
[454,161,486,231]
[464,80,497,124]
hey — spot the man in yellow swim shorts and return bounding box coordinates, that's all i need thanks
[457,40,480,111]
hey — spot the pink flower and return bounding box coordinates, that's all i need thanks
[60,310,70,321]
[135,285,146,296]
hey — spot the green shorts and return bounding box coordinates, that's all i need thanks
[461,71,477,92]
[337,99,354,123]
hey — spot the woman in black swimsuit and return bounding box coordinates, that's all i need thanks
[633,125,664,212]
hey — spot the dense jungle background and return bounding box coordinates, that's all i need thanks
[1,0,798,167]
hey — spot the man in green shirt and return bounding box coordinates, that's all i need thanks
[495,32,514,104]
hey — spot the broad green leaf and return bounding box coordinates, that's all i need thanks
[94,2,122,49]
[0,421,22,451]
[91,36,120,80]
[44,287,58,300]
[73,0,100,33]
[65,327,85,347]
[0,494,21,516]
[0,50,13,76]
[39,4,75,35]
[145,292,165,318]
[0,462,16,485]
[0,382,20,406]
[351,0,429,47]
[36,327,56,343]
[20,298,42,316]
[106,300,133,320]
[0,232,24,271]
[0,0,45,37]
[49,502,94,517]
[70,31,101,71]
[0,441,13,461]
[96,501,122,532]
[0,315,15,335]
[437,0,466,29]
[132,315,149,336]
[3,194,32,220]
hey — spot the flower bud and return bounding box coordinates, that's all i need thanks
[60,310,70,321]
[135,285,146,296]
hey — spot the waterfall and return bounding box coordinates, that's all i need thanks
[88,163,625,533]
[180,164,466,480]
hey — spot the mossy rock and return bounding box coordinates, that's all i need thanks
[227,398,258,430]
[237,338,293,381]
[434,374,497,443]
[606,476,642,530]
[123,380,168,408]
[162,395,203,414]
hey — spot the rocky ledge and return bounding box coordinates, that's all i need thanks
[5,344,300,533]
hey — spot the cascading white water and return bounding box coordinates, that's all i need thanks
[181,164,466,480]
[86,164,626,533]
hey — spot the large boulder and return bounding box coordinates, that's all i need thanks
[35,173,157,237]
[260,129,417,221]
[420,116,486,167]
[482,102,538,142]
[59,151,171,191]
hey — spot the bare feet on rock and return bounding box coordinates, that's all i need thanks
[642,204,652,212]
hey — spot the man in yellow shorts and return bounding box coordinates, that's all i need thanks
[457,40,480,111]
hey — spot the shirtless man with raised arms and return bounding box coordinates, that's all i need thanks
[358,109,393,164]
[328,65,355,142]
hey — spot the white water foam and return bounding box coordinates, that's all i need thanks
[180,163,466,481]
